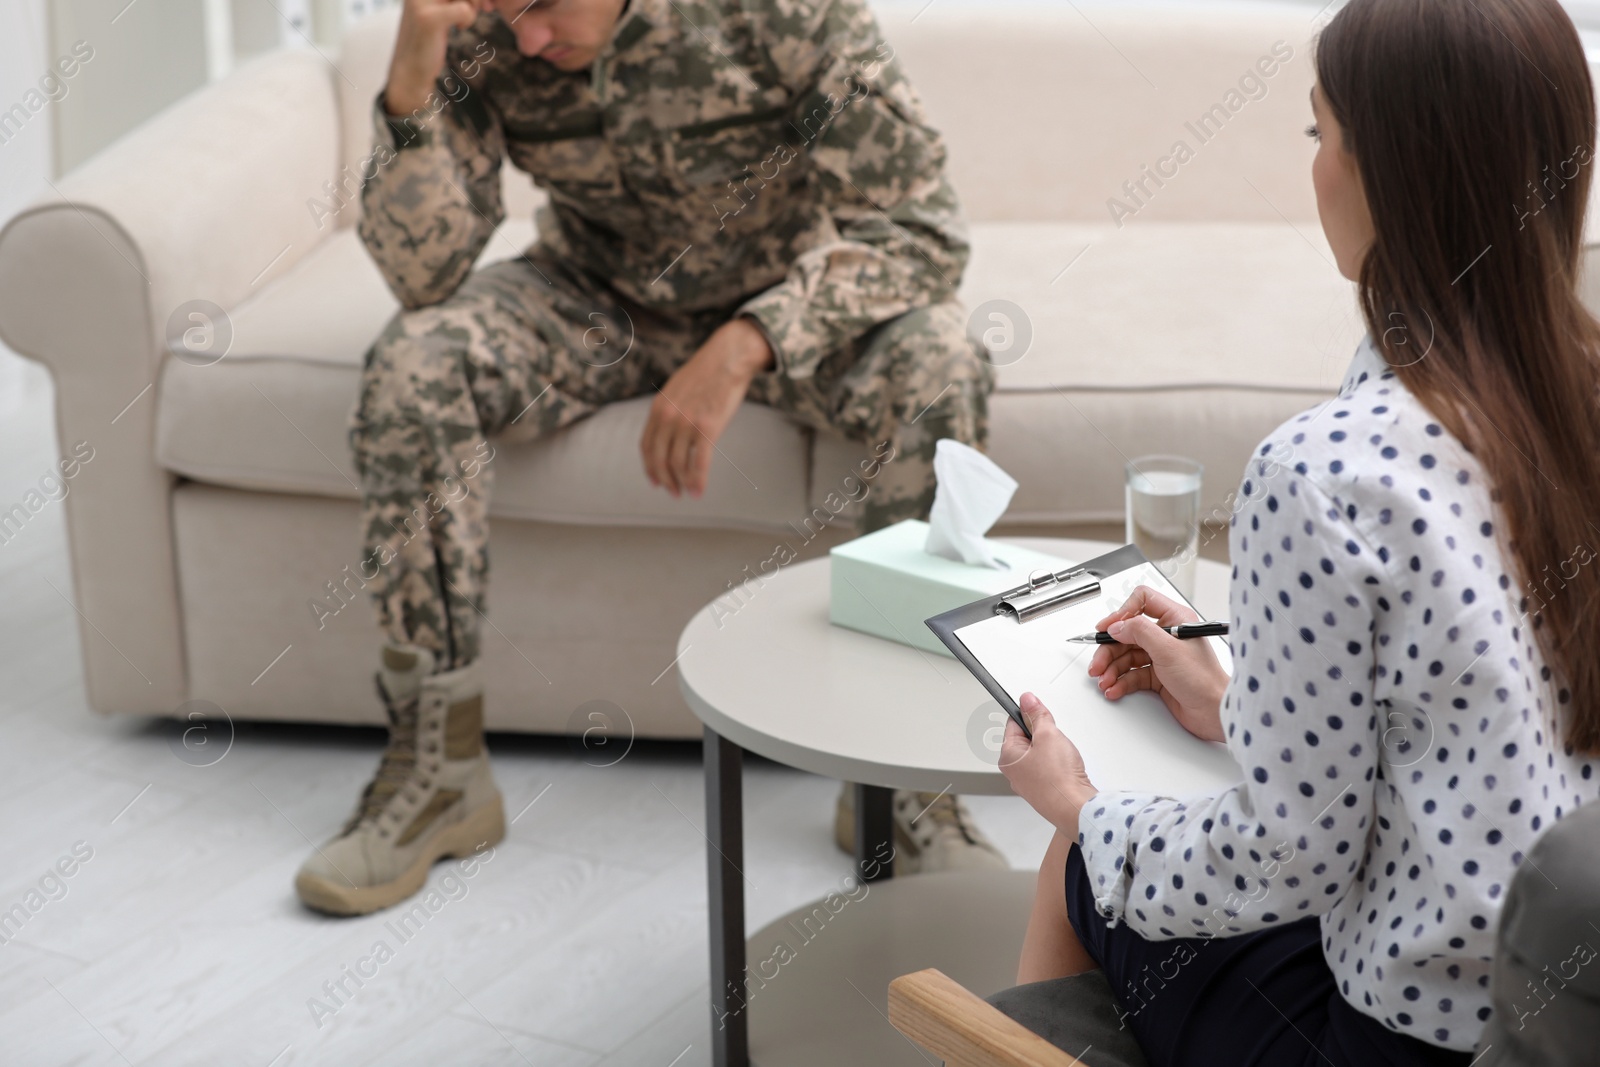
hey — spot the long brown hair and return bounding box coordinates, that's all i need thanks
[1316,0,1600,752]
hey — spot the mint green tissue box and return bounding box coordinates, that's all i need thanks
[829,519,1074,656]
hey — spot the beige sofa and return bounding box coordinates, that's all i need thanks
[0,3,1379,737]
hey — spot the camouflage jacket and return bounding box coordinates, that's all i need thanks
[358,0,969,379]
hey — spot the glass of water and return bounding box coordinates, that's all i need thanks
[1125,455,1203,599]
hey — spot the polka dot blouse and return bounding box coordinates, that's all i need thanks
[1077,334,1599,1051]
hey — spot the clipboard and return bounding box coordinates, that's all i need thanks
[925,543,1242,795]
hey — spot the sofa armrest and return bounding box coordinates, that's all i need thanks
[888,969,1087,1067]
[0,47,341,713]
[0,46,341,370]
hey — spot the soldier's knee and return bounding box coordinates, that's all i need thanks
[358,311,470,421]
[878,302,994,395]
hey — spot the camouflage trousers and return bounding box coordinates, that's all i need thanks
[349,249,994,669]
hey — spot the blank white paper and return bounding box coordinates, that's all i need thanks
[955,561,1242,797]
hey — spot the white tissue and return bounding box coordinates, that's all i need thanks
[923,439,1018,568]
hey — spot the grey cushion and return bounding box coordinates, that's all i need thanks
[986,969,1151,1067]
[987,803,1600,1067]
[1476,800,1600,1066]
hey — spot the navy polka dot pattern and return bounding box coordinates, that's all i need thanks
[1076,336,1598,1052]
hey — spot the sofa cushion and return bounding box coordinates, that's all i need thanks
[816,220,1363,522]
[987,971,1151,1067]
[154,219,813,533]
[156,217,1361,530]
[968,222,1359,392]
[987,220,1361,520]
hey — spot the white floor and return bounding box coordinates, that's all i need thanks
[0,350,1055,1067]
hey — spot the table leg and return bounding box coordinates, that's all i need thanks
[853,783,895,882]
[704,727,748,1067]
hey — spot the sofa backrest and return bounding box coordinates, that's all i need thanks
[334,1,1322,228]
[884,2,1320,223]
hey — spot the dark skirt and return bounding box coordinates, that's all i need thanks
[1062,843,1475,1067]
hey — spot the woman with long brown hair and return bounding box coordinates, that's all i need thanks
[997,0,1600,1063]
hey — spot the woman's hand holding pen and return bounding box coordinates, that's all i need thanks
[1087,584,1230,743]
[1000,586,1229,831]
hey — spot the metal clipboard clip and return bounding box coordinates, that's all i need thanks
[994,565,1100,623]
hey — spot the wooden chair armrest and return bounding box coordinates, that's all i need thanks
[888,969,1087,1067]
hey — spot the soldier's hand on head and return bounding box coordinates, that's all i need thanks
[641,317,774,499]
[384,0,493,117]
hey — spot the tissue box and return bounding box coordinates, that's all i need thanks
[829,519,1074,656]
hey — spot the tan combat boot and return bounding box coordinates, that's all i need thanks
[833,784,1008,874]
[294,643,505,915]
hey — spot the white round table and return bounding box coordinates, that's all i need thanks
[676,538,1232,1066]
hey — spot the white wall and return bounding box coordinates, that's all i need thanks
[50,0,210,174]
[0,0,52,223]
[25,0,1600,185]
[0,0,52,414]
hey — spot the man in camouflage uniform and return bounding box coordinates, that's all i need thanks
[293,0,1004,916]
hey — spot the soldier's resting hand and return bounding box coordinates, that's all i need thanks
[641,318,774,499]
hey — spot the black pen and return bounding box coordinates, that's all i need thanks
[1066,621,1231,644]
